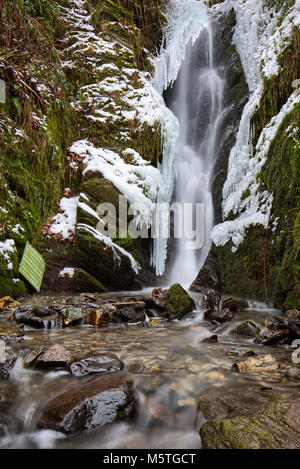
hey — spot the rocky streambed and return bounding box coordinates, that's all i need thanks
[0,287,300,449]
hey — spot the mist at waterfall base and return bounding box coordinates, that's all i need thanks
[165,22,225,287]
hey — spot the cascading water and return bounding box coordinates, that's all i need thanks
[168,21,225,286]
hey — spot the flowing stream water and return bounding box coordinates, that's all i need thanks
[167,20,225,286]
[0,291,292,449]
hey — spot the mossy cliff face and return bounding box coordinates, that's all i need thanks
[193,1,300,309]
[0,0,167,294]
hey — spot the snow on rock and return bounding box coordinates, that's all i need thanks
[58,267,76,279]
[70,140,163,229]
[77,223,141,275]
[212,0,300,251]
[49,196,79,241]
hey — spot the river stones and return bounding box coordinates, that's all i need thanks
[23,347,44,368]
[0,297,20,311]
[201,289,221,311]
[204,307,235,323]
[201,334,218,343]
[84,309,111,327]
[35,344,72,369]
[254,315,300,346]
[0,322,24,340]
[68,353,123,377]
[232,353,278,373]
[286,367,300,382]
[38,375,136,434]
[165,284,195,320]
[151,288,166,310]
[115,301,146,323]
[60,306,84,326]
[0,353,17,379]
[232,320,261,337]
[14,306,61,329]
[199,386,300,449]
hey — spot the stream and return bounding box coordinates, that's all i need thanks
[0,291,296,449]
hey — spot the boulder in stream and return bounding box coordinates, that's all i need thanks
[115,301,146,323]
[0,353,17,379]
[38,375,135,434]
[0,322,24,341]
[165,284,195,320]
[204,308,235,323]
[150,288,166,310]
[201,289,221,311]
[232,353,278,373]
[232,320,261,337]
[35,344,72,369]
[68,352,124,377]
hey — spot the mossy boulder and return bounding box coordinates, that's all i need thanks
[232,320,262,338]
[71,268,107,293]
[200,390,300,449]
[165,284,195,319]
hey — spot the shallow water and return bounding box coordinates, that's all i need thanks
[0,292,294,449]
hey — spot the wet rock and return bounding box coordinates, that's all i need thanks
[80,293,97,301]
[148,318,160,328]
[286,367,300,382]
[0,296,20,311]
[14,306,61,329]
[221,297,247,312]
[0,322,24,340]
[0,353,17,379]
[115,301,146,323]
[68,353,123,377]
[201,335,218,343]
[71,268,108,293]
[199,387,300,449]
[151,288,166,310]
[23,347,44,368]
[84,309,111,327]
[38,375,136,434]
[35,344,72,369]
[201,289,221,311]
[228,349,256,358]
[254,315,300,346]
[232,320,261,337]
[284,309,300,320]
[232,354,278,373]
[165,284,195,320]
[204,308,235,323]
[60,306,84,326]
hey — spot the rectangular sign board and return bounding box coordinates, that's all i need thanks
[19,242,45,292]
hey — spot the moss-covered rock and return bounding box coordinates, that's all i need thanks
[71,268,107,293]
[232,320,262,337]
[165,283,195,319]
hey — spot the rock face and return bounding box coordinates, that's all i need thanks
[199,387,300,449]
[68,353,124,377]
[165,284,195,320]
[38,375,135,434]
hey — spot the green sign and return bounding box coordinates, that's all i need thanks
[19,242,46,292]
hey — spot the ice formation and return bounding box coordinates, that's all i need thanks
[211,0,300,252]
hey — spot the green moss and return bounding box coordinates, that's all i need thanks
[165,283,195,319]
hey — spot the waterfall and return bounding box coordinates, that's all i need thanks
[152,0,209,277]
[168,21,225,286]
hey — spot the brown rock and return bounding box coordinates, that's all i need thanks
[204,308,235,323]
[0,322,24,340]
[232,354,278,373]
[38,375,135,434]
[35,344,72,369]
[284,309,300,320]
[68,353,123,377]
[201,289,221,311]
[151,288,166,310]
[85,309,110,327]
[0,297,20,312]
[115,301,146,322]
